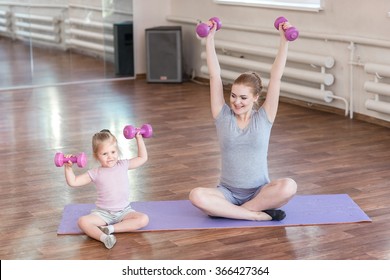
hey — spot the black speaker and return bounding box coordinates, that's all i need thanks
[145,26,182,83]
[114,21,134,77]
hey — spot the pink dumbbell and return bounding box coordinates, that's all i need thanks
[123,124,153,139]
[196,17,222,38]
[54,152,87,168]
[274,16,299,41]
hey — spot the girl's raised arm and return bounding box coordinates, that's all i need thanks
[205,23,225,119]
[262,23,289,123]
[128,133,148,169]
[64,163,92,187]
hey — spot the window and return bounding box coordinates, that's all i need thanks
[214,0,323,12]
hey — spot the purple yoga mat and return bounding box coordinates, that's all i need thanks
[57,194,371,234]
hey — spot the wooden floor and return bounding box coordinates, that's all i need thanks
[1,79,389,260]
[1,40,390,260]
[0,36,115,89]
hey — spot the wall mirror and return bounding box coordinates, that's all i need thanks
[0,0,133,90]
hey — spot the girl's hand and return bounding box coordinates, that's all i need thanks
[135,132,143,141]
[278,22,291,41]
[207,20,218,38]
[281,22,292,30]
[64,154,73,167]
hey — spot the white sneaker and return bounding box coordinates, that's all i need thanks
[103,234,116,249]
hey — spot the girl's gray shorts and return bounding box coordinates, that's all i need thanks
[91,203,135,225]
[217,184,263,205]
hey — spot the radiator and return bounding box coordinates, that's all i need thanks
[65,18,114,54]
[364,63,390,115]
[0,10,11,33]
[200,39,348,115]
[14,13,61,43]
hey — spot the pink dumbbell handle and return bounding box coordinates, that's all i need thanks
[123,124,153,139]
[274,16,299,41]
[54,152,87,168]
[196,17,222,38]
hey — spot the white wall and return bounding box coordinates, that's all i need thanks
[133,0,170,75]
[133,0,390,122]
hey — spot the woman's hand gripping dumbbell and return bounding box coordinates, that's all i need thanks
[274,16,299,41]
[196,17,222,38]
[54,152,87,168]
[123,124,153,139]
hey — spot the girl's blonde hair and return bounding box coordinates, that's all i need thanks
[92,129,119,160]
[233,72,263,97]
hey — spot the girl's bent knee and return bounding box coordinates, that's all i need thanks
[283,178,297,196]
[77,216,89,229]
[189,188,200,203]
[140,214,149,228]
[189,187,206,207]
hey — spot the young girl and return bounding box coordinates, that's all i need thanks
[64,129,149,249]
[189,20,297,221]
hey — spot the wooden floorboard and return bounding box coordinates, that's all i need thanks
[1,40,390,260]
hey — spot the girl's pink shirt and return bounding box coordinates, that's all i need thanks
[88,159,131,211]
